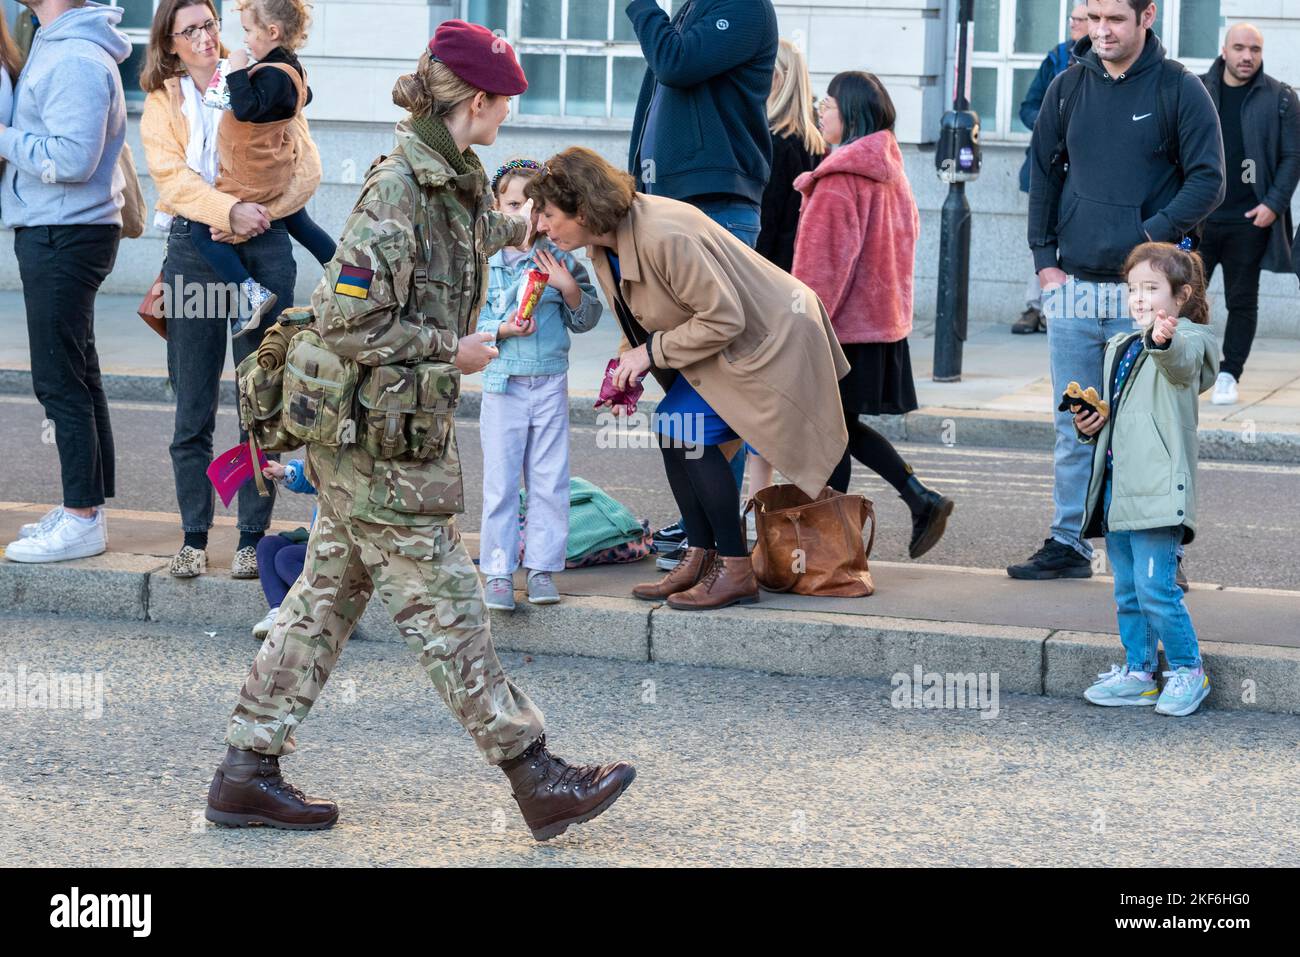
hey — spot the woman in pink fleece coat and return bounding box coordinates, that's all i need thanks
[793,71,954,560]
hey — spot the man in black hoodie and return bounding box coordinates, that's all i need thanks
[1011,0,1224,582]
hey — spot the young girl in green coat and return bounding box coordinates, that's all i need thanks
[1074,242,1220,717]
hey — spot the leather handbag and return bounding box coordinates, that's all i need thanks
[117,142,147,239]
[137,271,167,339]
[744,484,876,597]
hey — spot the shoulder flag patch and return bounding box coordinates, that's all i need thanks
[335,264,374,300]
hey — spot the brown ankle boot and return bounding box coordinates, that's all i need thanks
[205,745,339,830]
[501,735,636,841]
[631,546,716,600]
[666,554,760,611]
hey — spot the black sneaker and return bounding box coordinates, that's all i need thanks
[652,521,687,553]
[1011,306,1046,335]
[656,542,687,572]
[1175,556,1189,594]
[1007,538,1092,580]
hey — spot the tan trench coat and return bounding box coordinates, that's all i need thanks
[589,193,850,499]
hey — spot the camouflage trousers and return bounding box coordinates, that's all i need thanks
[225,491,545,764]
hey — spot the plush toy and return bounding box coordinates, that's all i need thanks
[1058,381,1110,419]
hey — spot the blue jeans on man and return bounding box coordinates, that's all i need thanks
[1045,278,1135,560]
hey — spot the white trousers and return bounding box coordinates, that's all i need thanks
[478,373,570,577]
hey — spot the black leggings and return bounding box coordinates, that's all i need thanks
[659,440,746,557]
[827,412,912,496]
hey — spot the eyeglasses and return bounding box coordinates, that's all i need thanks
[171,18,221,43]
[817,100,839,115]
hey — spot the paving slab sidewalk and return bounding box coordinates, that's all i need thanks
[3,294,1298,459]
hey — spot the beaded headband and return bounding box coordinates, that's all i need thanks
[491,158,543,194]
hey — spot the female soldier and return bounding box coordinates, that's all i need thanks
[204,21,635,843]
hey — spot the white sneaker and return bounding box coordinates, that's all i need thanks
[1211,371,1239,405]
[4,509,106,563]
[252,606,279,641]
[19,505,63,538]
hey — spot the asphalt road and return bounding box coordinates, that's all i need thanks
[2,393,1297,589]
[1,616,1298,867]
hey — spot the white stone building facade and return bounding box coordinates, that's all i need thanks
[1,0,1295,335]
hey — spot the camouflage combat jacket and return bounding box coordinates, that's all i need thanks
[305,119,527,526]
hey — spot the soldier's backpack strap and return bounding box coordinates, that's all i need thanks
[361,152,432,304]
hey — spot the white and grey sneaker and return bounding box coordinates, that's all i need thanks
[526,570,560,605]
[169,545,207,578]
[485,577,516,612]
[252,606,279,641]
[231,545,259,579]
[1210,371,1239,406]
[19,505,63,539]
[232,279,277,339]
[4,508,106,563]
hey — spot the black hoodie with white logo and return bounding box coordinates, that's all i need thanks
[1027,30,1225,282]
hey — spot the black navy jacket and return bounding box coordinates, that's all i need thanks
[1200,57,1300,275]
[625,0,778,205]
[1027,31,1225,282]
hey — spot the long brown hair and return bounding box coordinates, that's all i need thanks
[140,0,228,94]
[1123,242,1210,324]
[0,10,24,82]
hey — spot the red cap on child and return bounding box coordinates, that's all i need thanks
[427,20,528,96]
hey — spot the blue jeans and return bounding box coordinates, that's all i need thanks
[164,218,296,534]
[693,196,760,491]
[1045,279,1135,558]
[1104,480,1201,672]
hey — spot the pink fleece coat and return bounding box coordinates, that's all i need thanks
[792,130,919,344]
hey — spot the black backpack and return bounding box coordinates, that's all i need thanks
[1048,58,1203,248]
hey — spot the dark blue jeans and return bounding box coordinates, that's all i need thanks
[164,219,296,534]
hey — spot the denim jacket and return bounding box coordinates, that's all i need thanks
[476,238,602,393]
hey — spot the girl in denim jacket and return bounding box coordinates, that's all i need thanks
[477,159,602,611]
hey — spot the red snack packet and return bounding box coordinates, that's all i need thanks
[207,442,270,508]
[514,269,550,326]
[595,358,645,414]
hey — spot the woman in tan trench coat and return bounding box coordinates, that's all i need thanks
[527,147,850,610]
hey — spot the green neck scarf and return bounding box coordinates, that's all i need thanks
[411,114,483,179]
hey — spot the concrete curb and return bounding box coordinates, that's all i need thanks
[4,366,1297,461]
[4,557,1297,716]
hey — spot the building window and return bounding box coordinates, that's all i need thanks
[113,0,156,110]
[465,0,667,128]
[961,0,1221,141]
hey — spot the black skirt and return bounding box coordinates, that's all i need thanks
[837,339,919,417]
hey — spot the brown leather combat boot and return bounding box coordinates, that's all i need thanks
[665,554,759,611]
[501,735,636,841]
[631,545,716,600]
[205,745,339,830]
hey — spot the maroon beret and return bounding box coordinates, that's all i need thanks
[428,19,528,96]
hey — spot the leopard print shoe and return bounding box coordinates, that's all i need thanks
[169,545,207,579]
[230,545,259,580]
